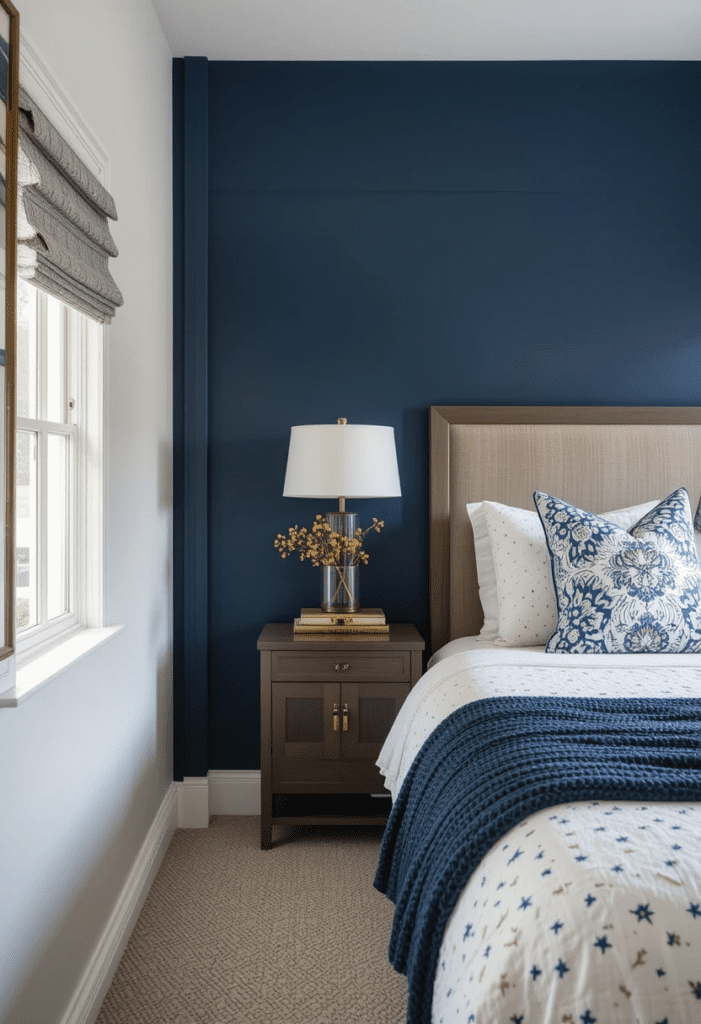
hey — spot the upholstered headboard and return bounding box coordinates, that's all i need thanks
[429,406,701,654]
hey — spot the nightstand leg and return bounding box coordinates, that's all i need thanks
[260,805,273,849]
[260,647,273,849]
[260,770,273,849]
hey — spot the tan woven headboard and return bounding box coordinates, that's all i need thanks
[429,406,701,654]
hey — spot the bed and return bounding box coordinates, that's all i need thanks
[374,407,701,1024]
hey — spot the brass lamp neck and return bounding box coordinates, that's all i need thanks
[336,419,347,513]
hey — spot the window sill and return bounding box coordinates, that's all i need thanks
[0,625,125,707]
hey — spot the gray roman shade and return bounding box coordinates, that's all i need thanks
[17,87,123,323]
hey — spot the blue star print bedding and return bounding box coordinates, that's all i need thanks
[375,641,701,1024]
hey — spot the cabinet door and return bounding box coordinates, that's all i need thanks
[340,683,411,761]
[272,682,341,761]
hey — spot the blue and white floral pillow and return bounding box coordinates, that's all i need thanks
[533,487,701,654]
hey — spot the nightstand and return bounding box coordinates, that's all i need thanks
[257,622,424,849]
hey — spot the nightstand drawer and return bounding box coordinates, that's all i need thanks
[271,650,411,682]
[273,759,389,791]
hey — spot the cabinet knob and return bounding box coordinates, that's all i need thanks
[332,703,339,731]
[335,663,350,672]
[343,702,349,731]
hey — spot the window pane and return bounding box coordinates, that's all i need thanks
[16,430,38,631]
[47,433,69,620]
[16,547,30,587]
[16,279,37,419]
[46,294,66,423]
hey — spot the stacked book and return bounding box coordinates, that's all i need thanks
[294,608,389,638]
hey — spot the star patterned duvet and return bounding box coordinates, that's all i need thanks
[433,800,701,1024]
[376,640,701,1024]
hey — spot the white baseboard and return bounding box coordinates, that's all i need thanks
[177,775,211,828]
[59,783,178,1024]
[176,770,262,826]
[209,770,261,815]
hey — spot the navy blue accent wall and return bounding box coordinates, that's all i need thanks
[177,60,701,772]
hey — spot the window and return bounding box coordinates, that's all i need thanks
[15,278,103,659]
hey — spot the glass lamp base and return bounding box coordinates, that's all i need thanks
[320,510,360,612]
[321,565,359,612]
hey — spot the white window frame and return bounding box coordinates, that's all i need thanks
[15,293,103,664]
[13,37,107,669]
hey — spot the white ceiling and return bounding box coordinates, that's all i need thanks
[151,0,701,60]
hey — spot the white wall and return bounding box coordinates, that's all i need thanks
[0,3,173,1021]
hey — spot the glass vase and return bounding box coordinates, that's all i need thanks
[321,565,359,613]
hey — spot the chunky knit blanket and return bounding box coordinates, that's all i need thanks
[374,695,701,1024]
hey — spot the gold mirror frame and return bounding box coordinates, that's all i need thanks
[0,0,18,659]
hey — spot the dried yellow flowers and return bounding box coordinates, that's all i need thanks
[274,514,384,567]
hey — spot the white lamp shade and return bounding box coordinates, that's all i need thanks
[283,423,401,499]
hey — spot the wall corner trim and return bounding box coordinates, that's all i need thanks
[58,783,178,1024]
[20,30,110,181]
[173,55,210,781]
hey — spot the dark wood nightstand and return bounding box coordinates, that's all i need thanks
[257,622,424,849]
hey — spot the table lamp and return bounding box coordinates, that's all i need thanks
[282,418,401,611]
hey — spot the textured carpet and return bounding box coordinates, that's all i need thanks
[96,816,407,1024]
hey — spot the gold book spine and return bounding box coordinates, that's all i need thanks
[298,608,385,625]
[293,623,390,634]
[297,618,386,626]
[294,633,389,641]
[295,619,386,628]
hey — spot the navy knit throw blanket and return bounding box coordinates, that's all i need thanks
[374,695,701,1024]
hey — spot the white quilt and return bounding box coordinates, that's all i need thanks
[376,641,701,1024]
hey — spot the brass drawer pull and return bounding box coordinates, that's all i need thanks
[333,704,339,731]
[335,663,350,672]
[343,703,349,731]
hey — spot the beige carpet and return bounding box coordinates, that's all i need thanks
[96,816,407,1024]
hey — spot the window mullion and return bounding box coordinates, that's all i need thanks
[63,306,74,621]
[38,292,48,422]
[38,423,48,627]
[31,286,39,419]
[70,313,82,620]
[38,292,48,628]
[71,430,77,617]
[17,417,75,435]
[63,304,70,424]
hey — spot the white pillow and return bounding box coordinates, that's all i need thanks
[466,502,500,640]
[477,498,660,647]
